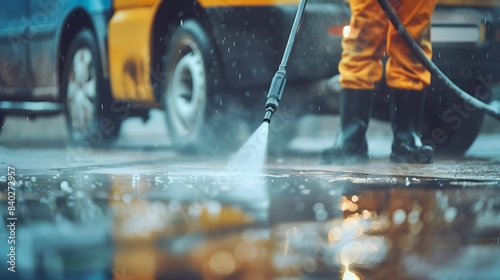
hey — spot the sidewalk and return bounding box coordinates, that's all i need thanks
[1,109,499,159]
[289,114,500,159]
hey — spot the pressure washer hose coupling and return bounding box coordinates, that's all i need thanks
[263,97,279,123]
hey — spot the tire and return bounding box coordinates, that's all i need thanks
[422,79,491,156]
[162,20,238,154]
[61,29,122,148]
[0,114,4,133]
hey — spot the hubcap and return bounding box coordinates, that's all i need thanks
[67,48,97,133]
[166,39,207,140]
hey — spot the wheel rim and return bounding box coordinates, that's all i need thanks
[166,38,207,141]
[66,48,97,133]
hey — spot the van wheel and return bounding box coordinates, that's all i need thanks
[422,79,490,156]
[0,114,4,133]
[61,29,122,148]
[162,20,239,154]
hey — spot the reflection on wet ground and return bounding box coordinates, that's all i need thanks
[1,168,500,280]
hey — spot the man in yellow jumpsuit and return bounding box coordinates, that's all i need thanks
[320,0,436,164]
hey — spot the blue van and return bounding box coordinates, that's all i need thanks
[0,0,116,143]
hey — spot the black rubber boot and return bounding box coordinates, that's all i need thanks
[319,88,375,164]
[390,89,434,163]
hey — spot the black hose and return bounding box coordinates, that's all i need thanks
[376,0,500,121]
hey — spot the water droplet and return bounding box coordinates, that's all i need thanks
[444,207,457,223]
[315,209,328,221]
[408,210,420,224]
[154,176,164,184]
[168,201,181,212]
[313,202,325,212]
[60,181,73,193]
[209,251,236,275]
[75,190,85,199]
[123,193,132,204]
[393,209,406,225]
[206,201,222,215]
[301,257,318,273]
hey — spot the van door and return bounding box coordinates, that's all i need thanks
[26,0,63,100]
[0,1,32,99]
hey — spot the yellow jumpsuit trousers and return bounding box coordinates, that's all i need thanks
[339,0,437,91]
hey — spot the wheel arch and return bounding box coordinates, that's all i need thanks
[56,9,106,99]
[150,0,222,102]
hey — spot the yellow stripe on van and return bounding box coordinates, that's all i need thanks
[114,0,156,10]
[198,0,299,8]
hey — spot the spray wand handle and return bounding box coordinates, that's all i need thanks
[263,0,309,123]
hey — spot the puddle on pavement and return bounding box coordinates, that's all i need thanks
[1,169,500,280]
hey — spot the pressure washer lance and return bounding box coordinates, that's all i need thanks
[263,0,308,123]
[376,0,500,121]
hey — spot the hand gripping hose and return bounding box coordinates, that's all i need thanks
[376,0,500,121]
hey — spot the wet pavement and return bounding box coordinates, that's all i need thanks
[1,112,500,279]
[1,157,500,280]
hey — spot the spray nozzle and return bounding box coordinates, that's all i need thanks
[263,107,274,123]
[262,69,287,123]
